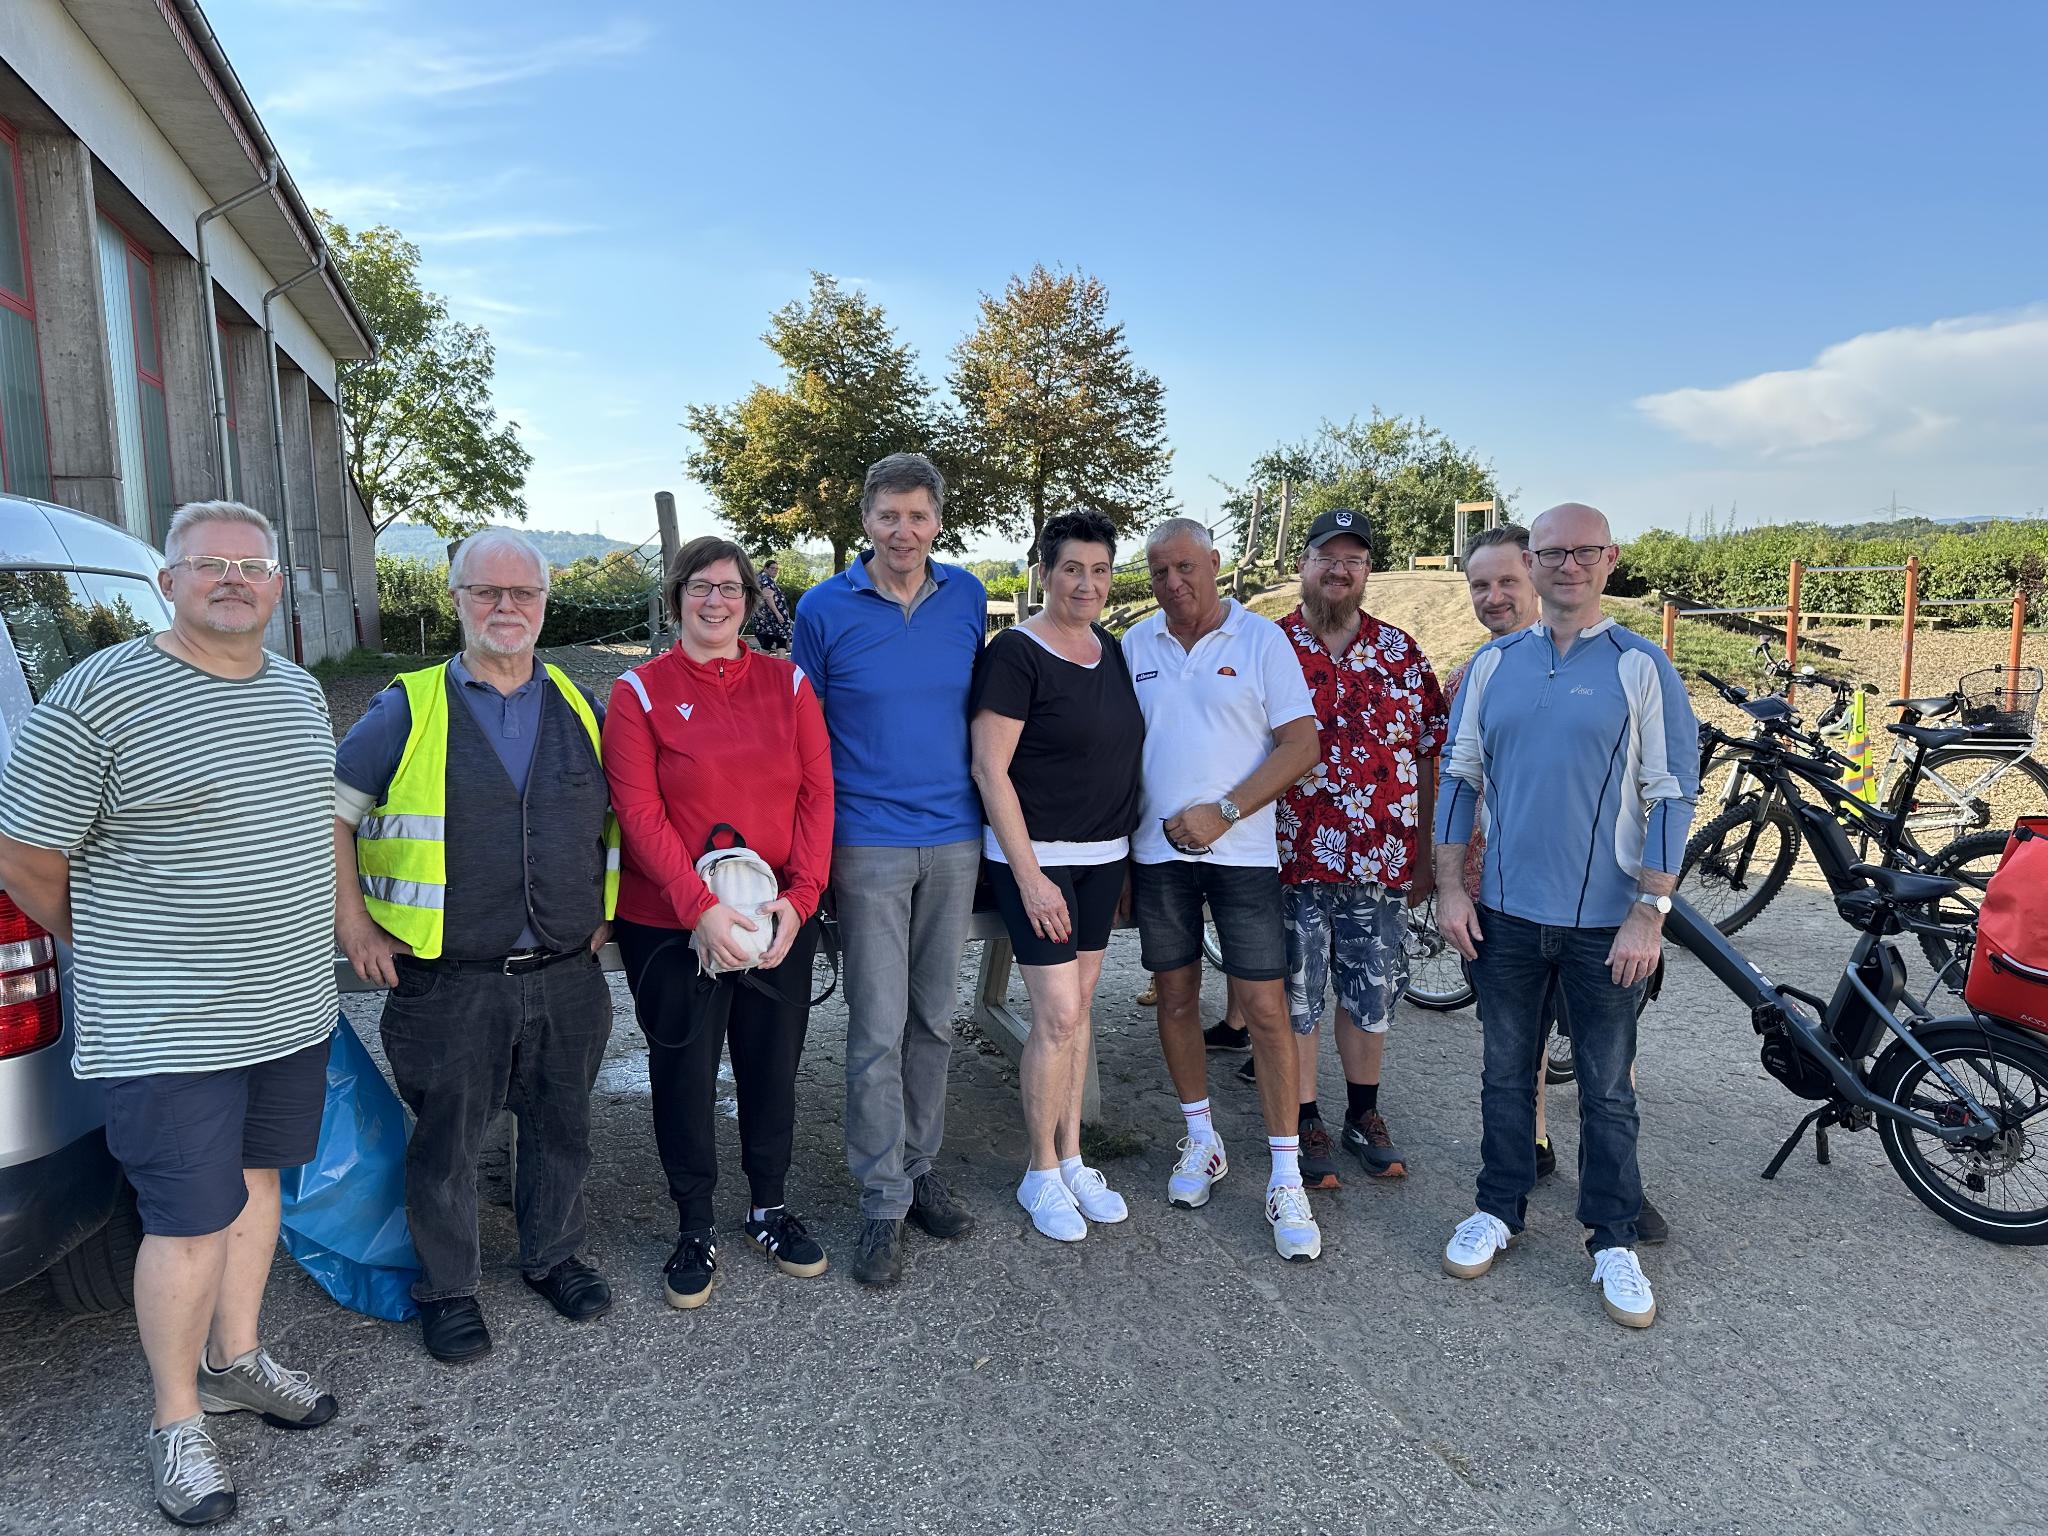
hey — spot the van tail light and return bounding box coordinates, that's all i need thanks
[0,893,62,1059]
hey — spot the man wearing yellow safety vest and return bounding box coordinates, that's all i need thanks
[333,528,620,1364]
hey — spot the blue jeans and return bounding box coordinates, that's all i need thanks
[1471,908,1645,1253]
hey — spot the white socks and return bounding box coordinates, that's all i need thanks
[1269,1135,1301,1190]
[1180,1098,1217,1144]
[1020,1167,1065,1199]
[1058,1155,1086,1186]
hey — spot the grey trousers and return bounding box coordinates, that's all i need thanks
[834,840,981,1220]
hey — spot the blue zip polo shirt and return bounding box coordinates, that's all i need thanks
[1435,617,1699,929]
[791,551,987,847]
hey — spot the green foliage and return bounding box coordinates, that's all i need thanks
[982,567,1155,606]
[321,215,533,540]
[378,522,629,566]
[1217,414,1504,569]
[757,545,827,602]
[946,265,1173,563]
[686,274,940,572]
[1604,602,1759,681]
[966,557,1026,583]
[537,552,658,647]
[1616,520,2048,614]
[375,554,460,653]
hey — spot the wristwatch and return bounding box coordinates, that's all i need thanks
[1636,891,1672,915]
[1217,798,1243,825]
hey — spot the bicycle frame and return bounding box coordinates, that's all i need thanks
[1665,896,2003,1146]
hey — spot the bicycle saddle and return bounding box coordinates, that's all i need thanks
[1850,863,1960,904]
[1890,693,1960,720]
[1886,722,1973,751]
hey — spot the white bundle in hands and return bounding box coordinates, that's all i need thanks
[690,845,780,976]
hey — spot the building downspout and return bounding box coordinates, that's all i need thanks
[336,375,362,648]
[263,251,327,660]
[194,159,279,496]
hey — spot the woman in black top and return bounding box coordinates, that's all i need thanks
[969,509,1143,1243]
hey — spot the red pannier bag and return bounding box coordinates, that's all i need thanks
[1964,816,2048,1035]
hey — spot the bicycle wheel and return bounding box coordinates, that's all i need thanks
[1201,911,1223,970]
[1870,1020,2048,1245]
[1914,831,2009,995]
[1402,896,1474,1011]
[1897,749,2048,841]
[1677,797,1800,936]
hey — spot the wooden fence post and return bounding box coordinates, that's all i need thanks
[2012,589,2031,704]
[1898,554,1920,701]
[1784,559,1803,675]
[1662,600,1677,661]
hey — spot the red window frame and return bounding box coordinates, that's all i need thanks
[0,115,55,499]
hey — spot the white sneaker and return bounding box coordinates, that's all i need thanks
[1168,1135,1228,1208]
[1442,1211,1516,1278]
[1062,1164,1129,1224]
[1591,1246,1656,1328]
[1018,1174,1087,1242]
[1266,1182,1322,1261]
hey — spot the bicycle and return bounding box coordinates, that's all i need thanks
[1197,899,1476,1012]
[1666,871,2048,1243]
[1680,670,2013,990]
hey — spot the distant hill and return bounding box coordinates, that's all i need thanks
[377,523,635,567]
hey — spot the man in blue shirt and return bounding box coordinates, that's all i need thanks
[791,452,988,1289]
[1433,503,1698,1329]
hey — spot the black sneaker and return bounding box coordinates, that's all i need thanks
[746,1208,828,1277]
[1545,1032,1576,1086]
[663,1229,717,1310]
[1340,1111,1408,1179]
[1203,1019,1251,1052]
[1299,1120,1341,1191]
[1636,1196,1669,1246]
[851,1217,904,1288]
[1235,1054,1257,1084]
[1535,1138,1557,1179]
[908,1172,975,1239]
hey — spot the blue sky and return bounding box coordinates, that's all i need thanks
[213,0,2048,556]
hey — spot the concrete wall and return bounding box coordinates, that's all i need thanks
[349,478,381,652]
[152,254,222,503]
[0,0,336,395]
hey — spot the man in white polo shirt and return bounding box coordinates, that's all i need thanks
[1127,518,1321,1260]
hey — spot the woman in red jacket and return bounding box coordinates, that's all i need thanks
[603,536,835,1310]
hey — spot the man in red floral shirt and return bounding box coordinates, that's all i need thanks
[1275,509,1448,1187]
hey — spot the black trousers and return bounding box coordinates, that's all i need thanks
[614,916,820,1231]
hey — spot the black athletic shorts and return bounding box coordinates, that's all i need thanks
[986,858,1126,967]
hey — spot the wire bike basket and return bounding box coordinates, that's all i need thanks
[1955,665,2043,738]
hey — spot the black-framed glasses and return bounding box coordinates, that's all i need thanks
[682,580,746,601]
[457,584,545,607]
[1531,545,1612,569]
[1307,553,1370,572]
[174,555,281,582]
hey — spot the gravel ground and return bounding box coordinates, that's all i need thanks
[4,879,2046,1535]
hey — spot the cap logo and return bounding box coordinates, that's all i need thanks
[1336,512,1353,527]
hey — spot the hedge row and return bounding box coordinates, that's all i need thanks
[1614,523,2048,617]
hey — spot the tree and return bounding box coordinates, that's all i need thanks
[947,266,1172,577]
[322,215,533,539]
[686,274,940,572]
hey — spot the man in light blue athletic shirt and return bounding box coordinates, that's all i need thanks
[1432,502,1698,1329]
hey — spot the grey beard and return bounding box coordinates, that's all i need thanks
[1301,587,1361,634]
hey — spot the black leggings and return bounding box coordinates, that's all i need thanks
[614,916,820,1231]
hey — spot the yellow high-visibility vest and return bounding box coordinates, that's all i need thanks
[356,661,620,958]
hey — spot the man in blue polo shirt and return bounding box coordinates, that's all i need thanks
[791,452,988,1289]
[1433,502,1697,1329]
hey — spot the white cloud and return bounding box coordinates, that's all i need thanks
[1635,306,2048,458]
[261,17,653,116]
[416,221,598,246]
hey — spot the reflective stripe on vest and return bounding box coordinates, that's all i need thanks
[356,661,620,959]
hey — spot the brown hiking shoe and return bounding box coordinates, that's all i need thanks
[1299,1120,1342,1190]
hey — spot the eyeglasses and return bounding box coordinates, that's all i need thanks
[457,584,545,607]
[174,556,281,582]
[1531,545,1612,569]
[1307,553,1370,572]
[682,580,746,601]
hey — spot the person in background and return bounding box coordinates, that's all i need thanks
[1125,519,1323,1262]
[0,501,340,1527]
[753,557,794,652]
[1273,510,1447,1189]
[970,509,1143,1241]
[604,537,834,1308]
[1435,503,1696,1328]
[335,527,618,1365]
[791,452,988,1288]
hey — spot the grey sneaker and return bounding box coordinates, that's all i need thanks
[147,1415,236,1526]
[907,1172,975,1240]
[197,1345,339,1430]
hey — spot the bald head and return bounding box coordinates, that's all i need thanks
[1529,502,1613,548]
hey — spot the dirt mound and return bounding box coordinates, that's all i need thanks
[1247,570,1487,671]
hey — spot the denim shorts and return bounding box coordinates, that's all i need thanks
[1283,881,1409,1035]
[1131,859,1286,981]
[102,1036,330,1237]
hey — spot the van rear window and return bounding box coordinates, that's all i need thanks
[0,569,169,701]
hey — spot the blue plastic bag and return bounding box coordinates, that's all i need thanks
[279,1017,421,1321]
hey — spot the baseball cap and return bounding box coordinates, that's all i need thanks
[1303,508,1373,550]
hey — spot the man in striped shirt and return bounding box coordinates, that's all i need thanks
[1432,503,1698,1329]
[0,502,340,1527]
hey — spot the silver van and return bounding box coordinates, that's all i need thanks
[0,493,173,1309]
